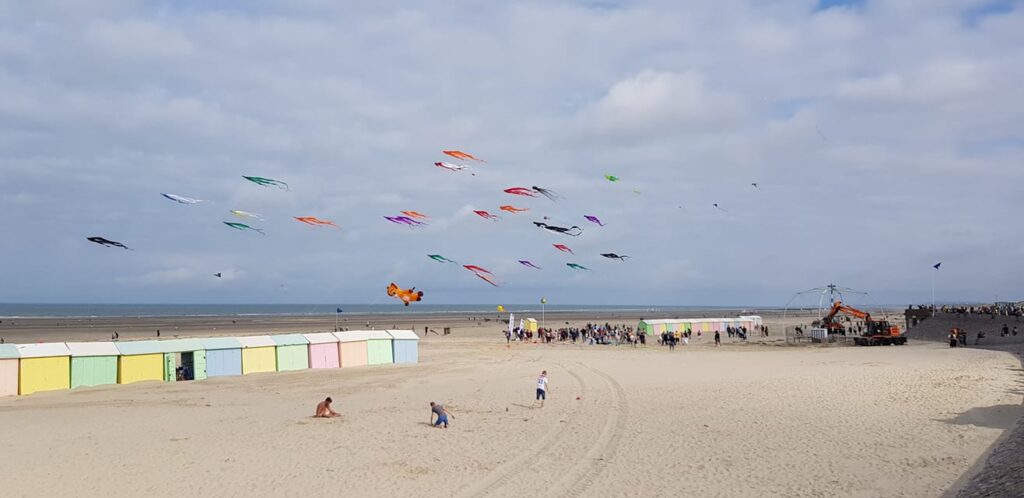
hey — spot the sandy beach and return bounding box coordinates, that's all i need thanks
[0,315,1019,497]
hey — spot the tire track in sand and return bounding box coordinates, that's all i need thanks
[550,361,629,498]
[454,363,588,498]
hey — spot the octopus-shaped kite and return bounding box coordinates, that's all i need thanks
[295,217,340,229]
[428,254,457,264]
[553,244,573,254]
[584,215,604,227]
[243,175,289,190]
[474,210,501,221]
[87,236,131,250]
[231,210,265,221]
[385,216,427,228]
[531,186,563,201]
[500,205,529,213]
[443,150,485,162]
[519,260,542,269]
[600,253,630,260]
[401,211,429,220]
[223,222,265,234]
[566,263,590,271]
[504,187,538,198]
[434,162,475,175]
[161,193,204,204]
[534,222,582,236]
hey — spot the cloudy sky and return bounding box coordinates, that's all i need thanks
[1,0,1021,306]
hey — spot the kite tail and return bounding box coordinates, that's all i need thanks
[566,226,583,236]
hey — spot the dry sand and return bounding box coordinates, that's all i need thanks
[0,317,1020,497]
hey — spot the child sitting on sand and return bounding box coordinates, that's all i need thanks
[315,397,340,418]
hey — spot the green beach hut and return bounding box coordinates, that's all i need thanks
[364,330,394,365]
[158,338,207,381]
[66,342,120,389]
[271,334,310,371]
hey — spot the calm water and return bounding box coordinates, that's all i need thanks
[0,303,759,318]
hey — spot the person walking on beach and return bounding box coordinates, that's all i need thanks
[315,397,340,418]
[430,401,453,428]
[536,370,549,407]
[714,330,721,347]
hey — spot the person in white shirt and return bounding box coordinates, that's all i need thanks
[535,370,549,407]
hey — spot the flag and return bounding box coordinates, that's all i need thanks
[932,262,941,270]
[336,307,343,313]
[508,313,514,335]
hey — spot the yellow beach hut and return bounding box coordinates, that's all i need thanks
[17,342,71,395]
[115,340,165,384]
[238,336,277,374]
[0,344,19,396]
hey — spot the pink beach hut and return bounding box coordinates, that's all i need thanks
[0,344,18,396]
[304,332,340,369]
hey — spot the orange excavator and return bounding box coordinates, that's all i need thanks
[815,301,907,346]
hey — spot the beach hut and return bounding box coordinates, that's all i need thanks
[201,337,243,377]
[116,340,165,384]
[159,338,206,381]
[365,330,394,365]
[525,318,538,333]
[304,333,341,369]
[238,336,277,374]
[387,330,419,364]
[66,342,119,389]
[271,334,309,371]
[17,343,71,395]
[0,344,19,396]
[334,331,370,368]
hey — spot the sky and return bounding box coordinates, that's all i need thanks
[1,0,1022,306]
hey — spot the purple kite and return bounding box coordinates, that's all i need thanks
[584,215,604,227]
[518,260,542,269]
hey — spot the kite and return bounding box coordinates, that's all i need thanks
[384,216,427,228]
[633,188,642,195]
[553,244,573,254]
[499,205,529,213]
[713,203,728,213]
[387,283,423,306]
[463,264,494,275]
[295,216,340,229]
[531,186,563,201]
[933,262,942,270]
[242,176,289,190]
[584,215,604,227]
[223,221,265,234]
[463,265,499,287]
[533,221,582,236]
[230,210,264,221]
[87,236,131,250]
[504,187,539,197]
[434,162,475,175]
[519,260,542,269]
[161,193,203,204]
[474,210,500,221]
[600,253,630,260]
[815,124,828,142]
[401,211,429,220]
[213,273,222,278]
[751,183,759,189]
[566,263,590,271]
[474,272,500,287]
[443,150,485,162]
[428,254,457,264]
[497,305,505,312]
[605,175,620,182]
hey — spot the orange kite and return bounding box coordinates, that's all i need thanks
[387,283,423,306]
[443,150,485,162]
[294,216,340,229]
[499,205,529,213]
[401,211,429,219]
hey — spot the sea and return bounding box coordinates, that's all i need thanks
[0,303,760,319]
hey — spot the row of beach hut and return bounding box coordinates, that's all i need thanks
[637,316,763,335]
[0,330,419,396]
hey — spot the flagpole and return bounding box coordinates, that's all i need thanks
[931,271,935,317]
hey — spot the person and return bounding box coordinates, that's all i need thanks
[714,330,721,347]
[1014,326,1019,336]
[949,329,958,348]
[315,397,340,418]
[1001,324,1009,336]
[430,401,452,428]
[536,370,549,407]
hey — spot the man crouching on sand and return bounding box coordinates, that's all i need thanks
[315,397,340,418]
[430,401,453,428]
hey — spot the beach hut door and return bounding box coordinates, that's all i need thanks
[164,353,176,383]
[193,351,207,380]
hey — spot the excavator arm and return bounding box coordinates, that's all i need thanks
[822,301,871,322]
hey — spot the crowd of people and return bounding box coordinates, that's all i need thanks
[910,303,1024,317]
[504,321,769,348]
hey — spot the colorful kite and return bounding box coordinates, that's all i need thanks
[223,221,265,234]
[434,162,475,175]
[504,187,538,197]
[519,260,542,269]
[600,253,630,260]
[243,175,289,190]
[387,283,423,306]
[463,264,494,275]
[87,236,131,250]
[474,210,500,221]
[462,264,499,286]
[230,210,264,221]
[584,215,604,227]
[295,216,340,229]
[401,211,429,220]
[531,186,563,201]
[605,175,620,182]
[161,193,203,204]
[553,244,573,254]
[534,222,582,236]
[384,216,427,228]
[474,272,500,287]
[428,254,457,264]
[443,150,485,162]
[566,263,590,271]
[499,205,529,213]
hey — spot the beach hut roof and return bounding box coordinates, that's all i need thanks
[0,344,20,359]
[271,334,309,346]
[739,315,762,320]
[333,331,375,342]
[157,338,205,353]
[201,337,243,350]
[386,330,420,341]
[526,318,537,323]
[16,342,71,358]
[66,342,120,357]
[304,332,340,344]
[237,336,276,348]
[115,340,165,355]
